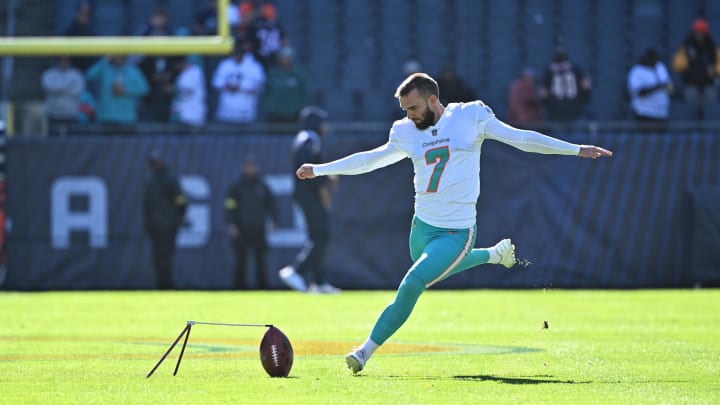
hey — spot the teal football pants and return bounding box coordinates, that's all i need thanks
[370,216,491,345]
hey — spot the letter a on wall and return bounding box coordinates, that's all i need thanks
[51,177,108,249]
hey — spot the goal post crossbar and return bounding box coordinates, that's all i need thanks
[0,0,232,56]
[0,36,233,56]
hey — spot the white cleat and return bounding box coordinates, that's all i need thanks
[308,283,341,294]
[278,266,307,292]
[345,348,367,374]
[316,283,342,294]
[495,238,516,268]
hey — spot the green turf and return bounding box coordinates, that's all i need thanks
[1,289,718,404]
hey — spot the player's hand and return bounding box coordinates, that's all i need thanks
[296,164,316,179]
[578,145,613,159]
[112,81,125,96]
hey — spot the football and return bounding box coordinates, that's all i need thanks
[259,326,294,377]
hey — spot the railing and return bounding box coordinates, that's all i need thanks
[22,119,720,138]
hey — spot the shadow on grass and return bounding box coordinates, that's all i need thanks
[453,375,590,384]
[383,374,590,384]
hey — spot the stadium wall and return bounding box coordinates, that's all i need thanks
[4,131,720,290]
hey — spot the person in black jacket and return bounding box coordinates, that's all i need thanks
[278,106,341,294]
[63,1,97,72]
[672,18,718,120]
[143,149,187,289]
[225,155,277,289]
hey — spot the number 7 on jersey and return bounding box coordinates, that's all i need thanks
[424,146,450,192]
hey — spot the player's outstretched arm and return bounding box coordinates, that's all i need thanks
[296,142,406,180]
[484,117,613,158]
[578,145,613,159]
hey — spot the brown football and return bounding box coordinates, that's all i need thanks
[259,326,294,377]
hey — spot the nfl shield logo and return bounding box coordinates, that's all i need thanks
[431,129,437,136]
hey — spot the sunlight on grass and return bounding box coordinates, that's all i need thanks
[1,290,718,404]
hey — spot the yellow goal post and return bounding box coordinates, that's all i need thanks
[0,0,233,56]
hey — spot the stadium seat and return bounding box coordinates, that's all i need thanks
[93,2,128,35]
[669,102,697,121]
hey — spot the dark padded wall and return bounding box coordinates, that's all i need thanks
[4,131,720,290]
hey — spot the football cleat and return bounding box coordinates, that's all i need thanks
[345,348,367,374]
[278,266,307,292]
[315,283,341,294]
[495,239,516,268]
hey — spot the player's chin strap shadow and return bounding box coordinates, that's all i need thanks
[146,320,272,378]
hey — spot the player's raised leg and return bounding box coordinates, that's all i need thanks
[423,238,516,285]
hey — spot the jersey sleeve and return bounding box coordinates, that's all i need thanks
[483,117,581,155]
[312,141,406,176]
[471,100,495,121]
[466,100,496,139]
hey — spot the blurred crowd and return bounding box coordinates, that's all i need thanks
[506,17,718,129]
[42,0,311,135]
[40,1,720,136]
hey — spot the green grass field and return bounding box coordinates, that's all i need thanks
[1,289,718,404]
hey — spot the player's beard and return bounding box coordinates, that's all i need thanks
[413,104,436,130]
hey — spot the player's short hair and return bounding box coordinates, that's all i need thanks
[394,73,440,99]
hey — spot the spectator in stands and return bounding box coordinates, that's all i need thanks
[508,67,542,125]
[539,46,592,122]
[225,154,278,289]
[85,55,149,126]
[212,37,265,124]
[436,65,475,104]
[672,18,719,120]
[627,48,671,126]
[77,90,97,123]
[41,56,86,136]
[237,0,278,36]
[64,0,93,36]
[193,0,218,35]
[238,0,263,24]
[63,1,96,72]
[170,56,207,127]
[174,27,205,70]
[245,2,285,69]
[193,0,241,36]
[143,149,188,290]
[136,6,171,36]
[262,46,310,122]
[134,7,176,123]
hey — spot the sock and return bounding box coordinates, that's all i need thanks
[359,338,379,358]
[488,246,501,264]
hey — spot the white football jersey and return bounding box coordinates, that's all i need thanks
[313,101,580,228]
[390,101,493,228]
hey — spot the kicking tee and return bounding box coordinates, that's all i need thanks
[312,101,581,228]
